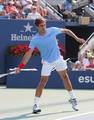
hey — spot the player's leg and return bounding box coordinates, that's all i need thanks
[33,76,49,113]
[55,58,79,111]
[58,70,78,111]
[58,70,73,91]
[33,62,53,113]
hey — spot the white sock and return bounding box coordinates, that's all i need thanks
[34,96,40,108]
[68,90,76,99]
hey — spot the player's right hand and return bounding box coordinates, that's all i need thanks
[15,67,21,74]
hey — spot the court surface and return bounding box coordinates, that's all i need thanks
[0,86,94,120]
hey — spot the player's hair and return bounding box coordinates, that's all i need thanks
[34,18,45,27]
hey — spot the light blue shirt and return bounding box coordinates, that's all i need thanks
[29,27,62,63]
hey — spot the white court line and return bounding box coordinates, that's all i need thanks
[54,111,94,120]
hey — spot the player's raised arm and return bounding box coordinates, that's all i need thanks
[61,28,85,44]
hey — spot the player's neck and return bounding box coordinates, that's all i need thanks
[38,31,46,36]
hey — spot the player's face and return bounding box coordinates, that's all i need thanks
[37,21,46,35]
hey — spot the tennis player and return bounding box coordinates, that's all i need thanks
[16,17,85,113]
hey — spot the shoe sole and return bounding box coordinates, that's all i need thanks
[32,109,41,114]
[72,106,79,111]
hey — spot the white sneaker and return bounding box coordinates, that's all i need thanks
[69,99,79,111]
[32,104,41,114]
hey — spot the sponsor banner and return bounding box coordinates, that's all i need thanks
[7,70,94,88]
[68,71,94,89]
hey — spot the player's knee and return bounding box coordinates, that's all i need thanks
[62,72,69,80]
[63,74,67,79]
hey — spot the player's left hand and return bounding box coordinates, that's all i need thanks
[76,38,85,44]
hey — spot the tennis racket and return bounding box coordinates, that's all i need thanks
[0,68,38,79]
[9,68,38,71]
[0,71,16,78]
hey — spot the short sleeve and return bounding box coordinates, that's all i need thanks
[29,39,36,50]
[51,27,62,36]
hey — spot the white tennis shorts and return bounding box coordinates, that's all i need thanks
[41,56,67,76]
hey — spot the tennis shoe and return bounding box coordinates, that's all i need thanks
[69,98,79,111]
[32,104,41,114]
